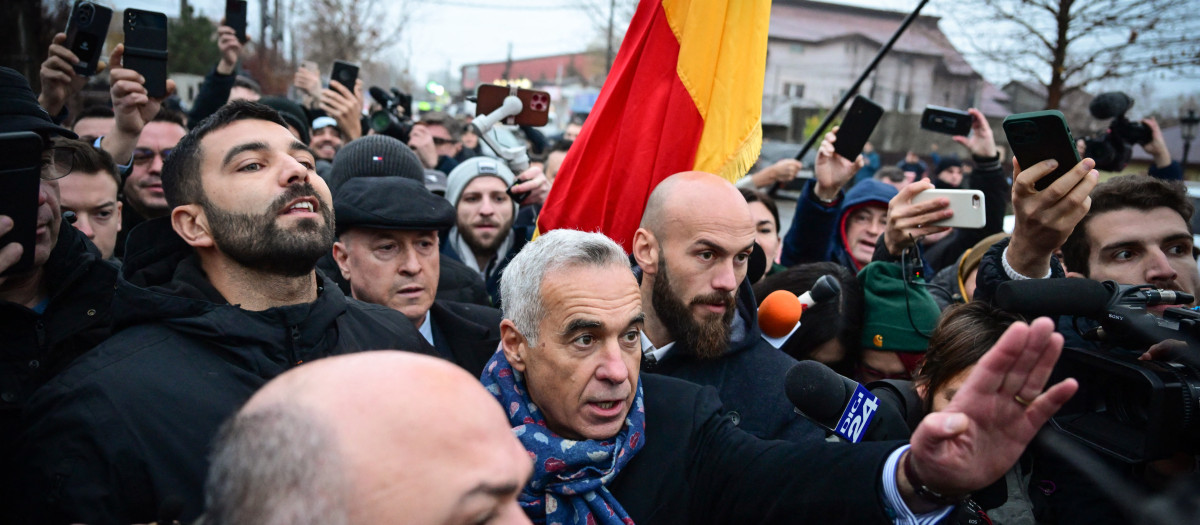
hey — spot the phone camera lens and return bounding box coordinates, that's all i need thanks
[78,4,94,25]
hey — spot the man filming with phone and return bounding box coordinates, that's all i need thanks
[0,67,120,514]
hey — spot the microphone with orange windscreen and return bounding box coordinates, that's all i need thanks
[758,274,841,347]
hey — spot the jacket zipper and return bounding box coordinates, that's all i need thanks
[289,325,302,365]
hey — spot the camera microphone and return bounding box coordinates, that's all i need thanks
[368,86,393,105]
[994,278,1112,318]
[784,361,909,443]
[1125,288,1194,307]
[758,275,840,344]
[1088,92,1134,120]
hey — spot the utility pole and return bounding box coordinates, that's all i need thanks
[503,42,513,81]
[605,0,615,73]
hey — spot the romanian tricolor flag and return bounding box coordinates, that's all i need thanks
[536,0,771,251]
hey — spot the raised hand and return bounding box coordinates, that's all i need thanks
[901,317,1078,512]
[103,44,177,164]
[510,166,551,206]
[951,108,998,159]
[320,79,363,142]
[814,126,865,201]
[38,32,94,116]
[883,179,952,256]
[1006,157,1098,277]
[215,25,247,75]
[0,215,24,286]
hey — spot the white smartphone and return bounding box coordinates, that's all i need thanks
[911,189,986,229]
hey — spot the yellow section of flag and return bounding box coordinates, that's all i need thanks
[662,0,771,182]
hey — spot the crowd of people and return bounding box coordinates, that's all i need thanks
[0,18,1195,525]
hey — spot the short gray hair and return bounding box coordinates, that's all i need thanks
[500,229,630,346]
[202,406,348,525]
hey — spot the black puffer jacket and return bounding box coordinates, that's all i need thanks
[15,219,434,524]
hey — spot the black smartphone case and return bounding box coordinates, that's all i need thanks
[330,61,359,91]
[226,0,248,44]
[921,105,973,136]
[1003,110,1080,191]
[0,132,46,277]
[65,1,113,76]
[834,95,883,160]
[123,9,169,98]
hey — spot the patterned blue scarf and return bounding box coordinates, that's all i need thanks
[481,351,646,525]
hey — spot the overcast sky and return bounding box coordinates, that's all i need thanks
[116,0,1194,104]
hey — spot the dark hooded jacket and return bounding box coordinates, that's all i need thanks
[15,219,434,524]
[781,178,896,272]
[642,276,824,443]
[0,225,117,520]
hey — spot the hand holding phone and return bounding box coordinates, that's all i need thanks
[920,106,972,136]
[225,0,248,44]
[1003,110,1080,191]
[64,0,113,76]
[0,132,46,278]
[883,180,955,256]
[911,189,986,229]
[813,126,866,201]
[330,60,360,93]
[506,166,550,206]
[122,8,169,98]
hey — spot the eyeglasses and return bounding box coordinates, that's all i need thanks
[431,137,457,146]
[40,146,75,181]
[132,147,175,166]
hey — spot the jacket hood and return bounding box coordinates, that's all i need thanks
[834,179,896,270]
[837,179,897,226]
[725,278,765,357]
[114,218,348,352]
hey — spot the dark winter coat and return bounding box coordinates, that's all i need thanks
[14,218,434,524]
[644,278,824,443]
[608,374,902,523]
[0,225,118,521]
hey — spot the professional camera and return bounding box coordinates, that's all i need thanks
[368,86,414,144]
[996,279,1200,463]
[1082,92,1154,172]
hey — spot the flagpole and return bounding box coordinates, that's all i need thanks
[788,0,933,165]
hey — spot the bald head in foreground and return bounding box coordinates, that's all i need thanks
[201,352,533,525]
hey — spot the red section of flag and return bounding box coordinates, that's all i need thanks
[537,2,705,251]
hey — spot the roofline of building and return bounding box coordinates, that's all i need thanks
[460,51,600,70]
[775,0,942,24]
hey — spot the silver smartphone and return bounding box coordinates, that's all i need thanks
[911,189,986,229]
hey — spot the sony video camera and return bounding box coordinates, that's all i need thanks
[1082,92,1154,172]
[368,86,414,144]
[996,279,1200,463]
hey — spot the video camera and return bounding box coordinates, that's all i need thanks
[368,86,414,144]
[995,279,1200,463]
[1082,92,1154,172]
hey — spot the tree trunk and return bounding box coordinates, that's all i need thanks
[1045,0,1075,109]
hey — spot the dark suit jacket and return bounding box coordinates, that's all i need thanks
[609,374,903,524]
[429,300,502,378]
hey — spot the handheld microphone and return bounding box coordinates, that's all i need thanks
[784,361,910,443]
[758,275,841,344]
